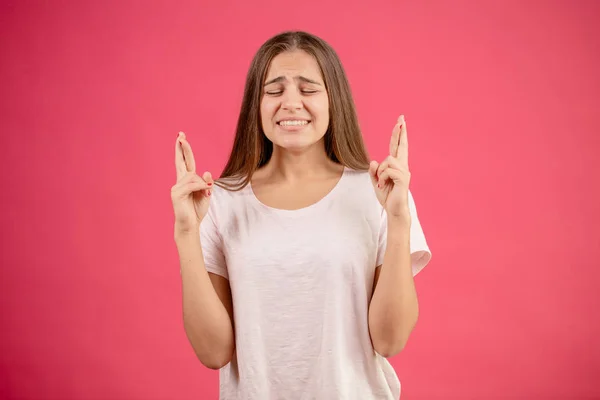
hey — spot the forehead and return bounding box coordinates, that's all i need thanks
[265,50,323,82]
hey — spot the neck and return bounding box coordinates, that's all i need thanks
[262,140,337,183]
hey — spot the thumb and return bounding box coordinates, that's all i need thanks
[368,161,379,187]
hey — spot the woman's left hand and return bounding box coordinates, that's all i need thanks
[369,115,411,219]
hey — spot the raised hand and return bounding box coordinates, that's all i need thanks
[369,115,411,219]
[171,131,214,235]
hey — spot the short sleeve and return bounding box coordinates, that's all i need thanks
[376,189,432,276]
[199,206,228,280]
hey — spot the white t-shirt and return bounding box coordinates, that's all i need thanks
[199,167,432,400]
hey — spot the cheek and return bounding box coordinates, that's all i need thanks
[260,101,267,118]
[311,98,329,124]
[260,100,278,138]
[260,101,274,122]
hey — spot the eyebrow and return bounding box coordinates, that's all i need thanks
[263,76,322,86]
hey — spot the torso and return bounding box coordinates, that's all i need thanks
[199,167,431,399]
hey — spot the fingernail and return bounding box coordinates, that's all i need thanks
[207,182,213,186]
[377,183,380,188]
[208,190,212,196]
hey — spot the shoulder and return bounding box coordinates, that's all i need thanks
[337,167,384,217]
[340,167,375,192]
[342,166,419,207]
[341,166,378,194]
[204,175,251,222]
[212,175,247,196]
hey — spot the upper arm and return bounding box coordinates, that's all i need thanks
[200,198,233,324]
[372,265,383,297]
[208,272,234,330]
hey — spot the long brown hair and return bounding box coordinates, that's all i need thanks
[216,31,370,191]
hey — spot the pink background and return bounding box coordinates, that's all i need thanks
[1,0,599,399]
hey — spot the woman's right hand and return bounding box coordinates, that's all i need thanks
[171,131,214,235]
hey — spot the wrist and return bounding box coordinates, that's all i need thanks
[386,214,411,241]
[387,211,411,226]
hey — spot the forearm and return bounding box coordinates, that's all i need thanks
[176,231,234,369]
[368,216,418,357]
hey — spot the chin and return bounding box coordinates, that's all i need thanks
[275,138,315,151]
[272,132,326,152]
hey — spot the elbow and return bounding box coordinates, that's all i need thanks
[184,325,235,370]
[370,318,417,358]
[369,307,419,358]
[197,345,234,370]
[200,353,232,370]
[184,320,235,370]
[373,336,409,358]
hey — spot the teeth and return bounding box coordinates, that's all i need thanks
[279,120,309,126]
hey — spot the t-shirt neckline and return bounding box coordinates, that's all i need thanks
[247,166,348,217]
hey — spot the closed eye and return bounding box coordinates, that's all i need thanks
[265,90,319,95]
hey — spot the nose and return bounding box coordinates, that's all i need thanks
[281,88,303,110]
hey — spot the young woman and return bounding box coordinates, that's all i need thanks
[171,31,432,400]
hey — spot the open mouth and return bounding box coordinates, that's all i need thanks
[277,120,311,127]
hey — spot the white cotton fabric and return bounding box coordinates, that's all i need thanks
[199,167,431,399]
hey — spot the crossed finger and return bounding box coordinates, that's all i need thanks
[175,133,186,180]
[175,131,196,181]
[388,115,408,165]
